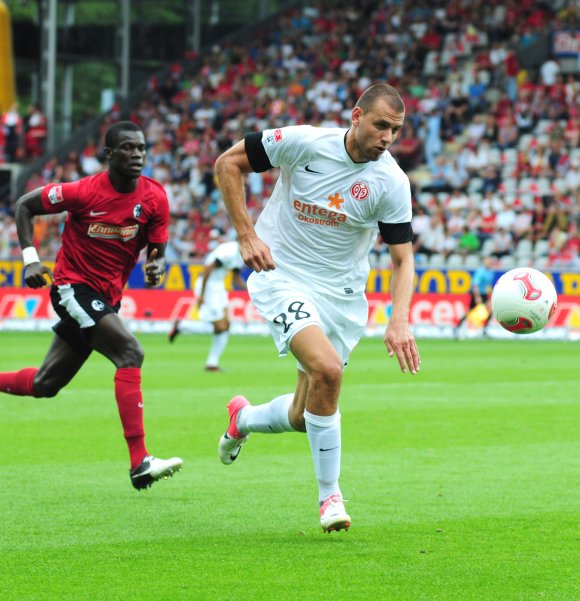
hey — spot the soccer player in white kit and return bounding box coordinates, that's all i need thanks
[215,83,421,532]
[169,240,246,372]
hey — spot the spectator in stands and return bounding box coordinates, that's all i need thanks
[414,213,445,258]
[441,223,458,260]
[1,104,23,163]
[421,106,443,170]
[543,201,570,238]
[445,188,470,213]
[391,122,422,172]
[457,225,481,256]
[497,111,519,150]
[468,70,488,113]
[423,155,450,194]
[479,163,501,194]
[496,201,517,232]
[512,202,534,242]
[444,158,469,192]
[489,227,514,259]
[540,57,561,88]
[446,206,466,239]
[411,204,430,244]
[23,105,48,159]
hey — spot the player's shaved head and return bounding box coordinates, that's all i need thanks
[356,83,405,114]
[105,121,143,148]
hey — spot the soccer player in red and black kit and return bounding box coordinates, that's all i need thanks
[0,121,183,490]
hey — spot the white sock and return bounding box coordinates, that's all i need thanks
[237,393,295,434]
[304,409,342,503]
[206,331,229,367]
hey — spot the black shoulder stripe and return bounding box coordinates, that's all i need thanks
[378,221,413,245]
[244,132,273,173]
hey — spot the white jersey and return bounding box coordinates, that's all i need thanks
[194,240,244,297]
[256,125,412,296]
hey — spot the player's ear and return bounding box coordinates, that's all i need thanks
[351,106,362,126]
[104,146,112,160]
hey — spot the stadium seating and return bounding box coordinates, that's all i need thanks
[1,0,578,270]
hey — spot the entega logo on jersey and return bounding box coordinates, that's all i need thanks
[87,223,139,241]
[293,199,347,227]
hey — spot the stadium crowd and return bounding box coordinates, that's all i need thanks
[1,0,579,270]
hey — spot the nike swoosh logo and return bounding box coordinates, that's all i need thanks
[90,210,107,216]
[305,164,323,174]
[319,445,340,452]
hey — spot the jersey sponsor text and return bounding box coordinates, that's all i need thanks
[87,222,139,242]
[293,199,346,226]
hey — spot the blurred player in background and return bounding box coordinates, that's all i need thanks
[214,83,420,533]
[168,239,246,372]
[454,255,496,337]
[0,121,183,490]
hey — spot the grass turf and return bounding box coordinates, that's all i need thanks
[0,332,578,601]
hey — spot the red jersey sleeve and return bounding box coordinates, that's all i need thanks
[41,181,84,213]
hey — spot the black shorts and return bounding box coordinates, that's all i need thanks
[50,284,120,355]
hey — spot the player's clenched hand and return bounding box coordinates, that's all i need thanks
[24,263,53,288]
[144,248,166,287]
[239,235,275,272]
[384,322,421,375]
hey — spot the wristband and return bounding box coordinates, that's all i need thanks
[22,246,40,266]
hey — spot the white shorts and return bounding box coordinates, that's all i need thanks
[195,281,228,322]
[247,269,368,366]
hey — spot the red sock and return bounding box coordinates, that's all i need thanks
[114,367,148,469]
[0,368,38,396]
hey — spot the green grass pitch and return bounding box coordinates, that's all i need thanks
[0,332,578,601]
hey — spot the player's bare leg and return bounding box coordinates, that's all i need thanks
[0,334,89,398]
[218,324,350,530]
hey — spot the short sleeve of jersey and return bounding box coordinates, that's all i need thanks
[260,126,314,169]
[376,175,413,224]
[41,181,84,213]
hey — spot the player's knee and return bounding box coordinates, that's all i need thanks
[32,375,61,398]
[117,339,145,367]
[309,358,343,389]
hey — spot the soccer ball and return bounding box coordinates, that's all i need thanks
[491,267,557,334]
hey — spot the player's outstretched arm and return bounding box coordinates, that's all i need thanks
[144,244,167,287]
[385,241,420,375]
[15,187,54,288]
[214,140,275,272]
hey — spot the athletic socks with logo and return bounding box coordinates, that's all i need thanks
[304,409,342,503]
